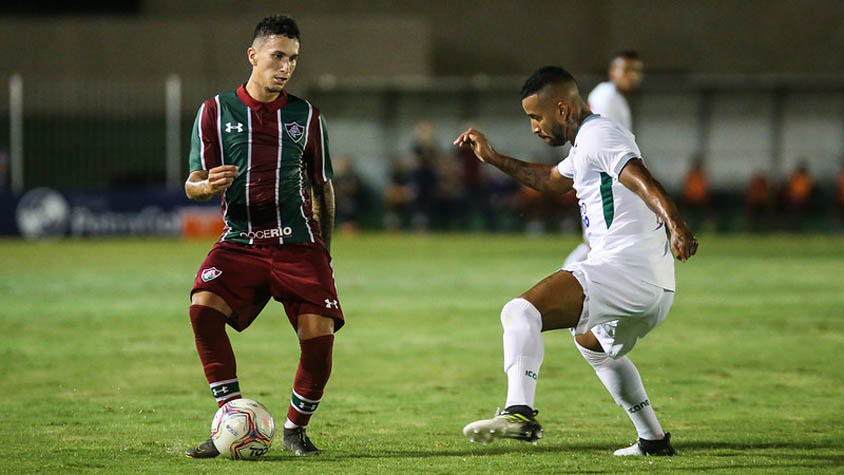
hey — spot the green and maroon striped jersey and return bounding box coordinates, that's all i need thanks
[188,85,333,247]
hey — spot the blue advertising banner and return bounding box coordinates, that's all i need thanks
[0,188,221,238]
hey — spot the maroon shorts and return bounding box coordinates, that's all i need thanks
[191,241,344,332]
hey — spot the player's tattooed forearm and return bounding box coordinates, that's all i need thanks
[312,182,335,251]
[495,158,549,191]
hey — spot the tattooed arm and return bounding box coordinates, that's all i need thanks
[311,180,336,252]
[454,128,572,194]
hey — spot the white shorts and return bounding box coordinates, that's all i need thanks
[563,260,674,359]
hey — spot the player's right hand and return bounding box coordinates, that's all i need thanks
[669,225,698,263]
[207,165,239,194]
[454,128,497,163]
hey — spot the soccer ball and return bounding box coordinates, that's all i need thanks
[210,398,276,460]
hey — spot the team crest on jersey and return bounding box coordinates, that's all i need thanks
[200,267,223,282]
[285,121,305,143]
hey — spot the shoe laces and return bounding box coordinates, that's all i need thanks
[287,427,316,448]
[495,407,539,421]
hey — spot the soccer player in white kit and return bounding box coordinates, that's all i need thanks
[454,66,697,456]
[587,50,643,132]
[564,51,645,267]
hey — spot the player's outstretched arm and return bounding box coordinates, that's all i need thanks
[618,159,698,262]
[311,180,335,252]
[185,165,239,201]
[453,128,573,194]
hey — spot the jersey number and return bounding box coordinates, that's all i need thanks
[580,202,590,228]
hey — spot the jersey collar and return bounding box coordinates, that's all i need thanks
[574,113,601,144]
[236,84,288,112]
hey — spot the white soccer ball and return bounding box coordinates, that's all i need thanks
[210,398,276,460]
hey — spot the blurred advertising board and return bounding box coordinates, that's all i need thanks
[0,188,223,239]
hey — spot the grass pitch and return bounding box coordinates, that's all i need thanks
[1,233,842,474]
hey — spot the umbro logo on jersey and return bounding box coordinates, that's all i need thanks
[200,267,223,282]
[285,121,305,142]
[225,122,244,133]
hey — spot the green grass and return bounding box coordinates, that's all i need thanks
[1,233,843,474]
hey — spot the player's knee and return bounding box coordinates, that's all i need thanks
[190,291,232,316]
[574,337,610,367]
[500,298,542,333]
[297,314,335,340]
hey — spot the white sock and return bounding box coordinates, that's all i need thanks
[501,298,544,409]
[563,242,590,267]
[283,418,300,430]
[575,339,664,440]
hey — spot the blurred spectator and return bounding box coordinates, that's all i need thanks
[457,137,483,192]
[455,121,494,231]
[780,161,815,231]
[411,121,438,161]
[682,157,708,207]
[382,156,415,231]
[782,161,815,212]
[331,154,375,233]
[0,149,8,191]
[432,151,466,230]
[517,185,546,235]
[513,153,578,235]
[745,171,771,231]
[484,166,522,231]
[515,185,578,236]
[408,121,440,230]
[681,157,710,230]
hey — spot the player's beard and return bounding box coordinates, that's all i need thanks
[548,122,567,147]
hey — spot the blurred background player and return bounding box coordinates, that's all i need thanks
[564,51,644,266]
[588,51,643,132]
[184,15,343,458]
[456,66,696,456]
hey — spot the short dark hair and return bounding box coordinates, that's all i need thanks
[520,66,577,99]
[252,14,300,43]
[614,50,640,61]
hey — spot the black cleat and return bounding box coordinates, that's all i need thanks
[185,437,219,459]
[614,432,677,456]
[283,427,320,455]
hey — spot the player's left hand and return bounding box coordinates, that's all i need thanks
[670,225,698,262]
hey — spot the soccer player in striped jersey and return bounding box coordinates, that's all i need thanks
[184,15,342,458]
[455,66,697,456]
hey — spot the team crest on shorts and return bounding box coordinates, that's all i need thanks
[200,267,223,282]
[285,121,305,143]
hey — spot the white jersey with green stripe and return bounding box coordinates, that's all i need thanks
[557,114,675,290]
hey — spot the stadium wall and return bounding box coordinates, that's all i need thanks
[0,14,432,96]
[124,0,844,75]
[2,0,843,84]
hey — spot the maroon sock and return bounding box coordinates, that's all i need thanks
[287,334,334,427]
[189,304,240,407]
